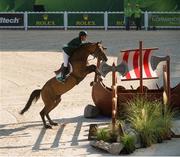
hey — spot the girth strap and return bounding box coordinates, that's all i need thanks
[70,73,83,85]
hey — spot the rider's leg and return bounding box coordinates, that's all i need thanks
[57,52,69,81]
[62,52,69,78]
[63,52,69,67]
[54,51,69,75]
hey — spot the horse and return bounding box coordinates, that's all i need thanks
[20,42,108,129]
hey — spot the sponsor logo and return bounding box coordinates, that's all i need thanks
[150,14,180,26]
[76,14,96,26]
[152,17,180,23]
[116,20,124,25]
[35,14,55,26]
[43,14,48,20]
[0,17,20,24]
[83,14,88,21]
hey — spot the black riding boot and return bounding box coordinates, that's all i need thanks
[60,67,68,81]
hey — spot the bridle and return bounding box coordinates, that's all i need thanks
[89,44,103,61]
[87,55,96,61]
[71,44,102,84]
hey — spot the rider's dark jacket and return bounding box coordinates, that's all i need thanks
[63,37,82,56]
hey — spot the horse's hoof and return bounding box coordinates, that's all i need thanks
[44,125,52,129]
[61,123,66,127]
[50,122,58,126]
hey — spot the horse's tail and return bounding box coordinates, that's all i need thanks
[20,89,41,115]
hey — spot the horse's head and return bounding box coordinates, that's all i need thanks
[78,42,108,62]
[90,42,108,62]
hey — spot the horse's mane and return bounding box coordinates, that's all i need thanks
[78,42,95,49]
[69,42,95,54]
[69,42,96,60]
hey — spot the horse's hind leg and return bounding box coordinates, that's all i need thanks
[46,114,58,126]
[40,104,58,129]
[40,107,52,129]
[46,96,61,126]
[39,98,56,129]
[40,95,61,128]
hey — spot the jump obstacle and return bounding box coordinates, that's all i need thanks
[92,41,180,130]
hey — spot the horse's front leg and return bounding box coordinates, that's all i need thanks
[85,64,101,75]
[86,65,103,86]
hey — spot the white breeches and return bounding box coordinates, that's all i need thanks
[63,51,69,67]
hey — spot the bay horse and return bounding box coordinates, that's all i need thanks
[20,42,108,129]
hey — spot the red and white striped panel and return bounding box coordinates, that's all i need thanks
[117,49,158,80]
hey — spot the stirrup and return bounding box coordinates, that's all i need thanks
[57,76,66,83]
[56,73,66,82]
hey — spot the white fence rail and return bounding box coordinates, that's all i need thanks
[0,11,179,30]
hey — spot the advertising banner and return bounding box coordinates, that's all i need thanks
[108,13,124,26]
[108,13,144,27]
[28,13,64,26]
[68,13,104,27]
[149,13,180,26]
[0,13,24,26]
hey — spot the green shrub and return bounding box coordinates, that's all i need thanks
[121,133,136,154]
[159,107,175,140]
[96,97,174,151]
[96,121,122,142]
[152,104,175,141]
[127,97,162,147]
[153,121,164,143]
[96,128,111,142]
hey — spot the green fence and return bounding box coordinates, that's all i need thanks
[0,11,180,30]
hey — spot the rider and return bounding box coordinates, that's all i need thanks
[134,4,142,30]
[124,3,133,30]
[57,31,88,82]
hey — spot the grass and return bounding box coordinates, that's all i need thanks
[95,96,175,154]
[96,127,110,142]
[158,107,175,140]
[121,133,136,154]
[127,96,174,147]
[96,121,124,143]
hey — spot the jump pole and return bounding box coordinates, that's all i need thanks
[162,56,171,114]
[166,56,171,105]
[112,62,117,132]
[139,41,143,93]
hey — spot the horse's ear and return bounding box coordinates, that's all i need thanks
[102,46,107,50]
[97,41,102,44]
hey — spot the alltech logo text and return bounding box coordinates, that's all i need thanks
[0,14,23,26]
[0,17,20,24]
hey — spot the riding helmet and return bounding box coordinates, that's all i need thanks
[79,31,88,37]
